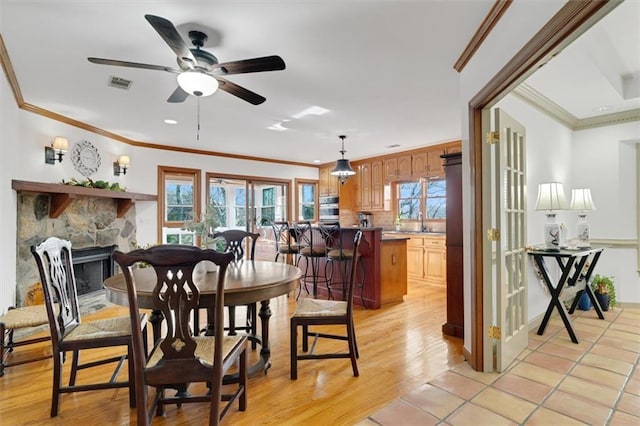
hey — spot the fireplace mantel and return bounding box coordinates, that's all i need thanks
[12,179,157,218]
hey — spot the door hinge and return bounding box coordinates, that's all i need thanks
[488,325,501,339]
[487,228,500,241]
[486,131,500,144]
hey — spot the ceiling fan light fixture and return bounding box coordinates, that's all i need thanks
[177,71,219,97]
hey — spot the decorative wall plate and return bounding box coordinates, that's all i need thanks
[71,140,101,177]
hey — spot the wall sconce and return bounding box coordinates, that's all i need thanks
[113,155,130,176]
[44,136,68,164]
[570,188,596,248]
[535,182,569,248]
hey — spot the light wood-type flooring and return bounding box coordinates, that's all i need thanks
[0,280,463,425]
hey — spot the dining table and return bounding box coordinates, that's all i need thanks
[103,260,302,381]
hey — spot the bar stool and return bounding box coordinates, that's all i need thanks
[294,221,328,299]
[318,222,354,300]
[272,221,300,265]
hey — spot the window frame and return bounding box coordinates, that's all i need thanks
[158,165,202,244]
[294,178,318,222]
[396,177,446,222]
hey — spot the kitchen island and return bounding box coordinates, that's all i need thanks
[298,226,407,309]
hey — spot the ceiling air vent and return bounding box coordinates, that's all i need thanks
[108,76,133,90]
[386,144,401,149]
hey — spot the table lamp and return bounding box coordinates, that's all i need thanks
[535,182,569,248]
[570,188,596,247]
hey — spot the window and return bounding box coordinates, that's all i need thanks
[397,179,446,220]
[158,166,201,244]
[261,187,276,225]
[295,179,318,222]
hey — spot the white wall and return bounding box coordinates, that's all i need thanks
[0,101,318,312]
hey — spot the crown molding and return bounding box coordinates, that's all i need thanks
[513,83,640,131]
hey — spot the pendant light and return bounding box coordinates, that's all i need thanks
[330,135,356,185]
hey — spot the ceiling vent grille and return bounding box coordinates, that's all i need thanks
[108,76,133,90]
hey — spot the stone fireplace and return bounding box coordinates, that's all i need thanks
[15,191,138,306]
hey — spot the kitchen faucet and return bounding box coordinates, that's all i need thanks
[419,211,427,232]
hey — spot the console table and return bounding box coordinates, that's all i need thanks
[528,246,605,343]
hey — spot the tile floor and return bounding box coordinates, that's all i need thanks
[359,307,640,425]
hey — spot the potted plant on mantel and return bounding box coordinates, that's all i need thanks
[591,274,616,311]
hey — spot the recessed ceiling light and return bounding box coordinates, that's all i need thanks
[593,105,612,113]
[313,160,321,163]
[164,119,177,125]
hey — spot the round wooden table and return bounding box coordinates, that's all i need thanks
[103,260,302,378]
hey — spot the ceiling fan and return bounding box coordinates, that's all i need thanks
[88,14,285,105]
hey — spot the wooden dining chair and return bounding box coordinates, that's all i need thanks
[290,230,362,380]
[113,244,247,426]
[211,229,260,348]
[31,236,147,417]
[0,305,51,377]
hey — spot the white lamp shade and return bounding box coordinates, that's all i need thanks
[535,182,569,211]
[176,71,219,97]
[570,188,596,211]
[52,136,68,152]
[117,155,130,167]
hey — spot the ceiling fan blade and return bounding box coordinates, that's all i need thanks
[145,14,197,68]
[212,55,286,75]
[167,86,190,103]
[88,57,181,73]
[216,77,266,105]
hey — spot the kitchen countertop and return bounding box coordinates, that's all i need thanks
[382,230,446,236]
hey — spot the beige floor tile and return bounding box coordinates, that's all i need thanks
[537,341,585,361]
[543,390,612,425]
[527,339,544,351]
[509,361,565,387]
[557,375,621,407]
[573,315,612,329]
[491,373,553,404]
[589,343,639,364]
[617,392,640,417]
[524,407,588,425]
[516,348,531,360]
[624,376,640,396]
[369,399,440,426]
[402,383,465,419]
[449,362,501,385]
[611,322,640,335]
[524,351,575,374]
[609,409,640,426]
[581,353,634,376]
[570,364,628,390]
[445,402,516,426]
[598,336,640,354]
[428,371,486,400]
[604,329,640,343]
[471,387,537,423]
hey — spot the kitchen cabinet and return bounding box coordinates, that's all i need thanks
[383,154,412,181]
[400,234,446,286]
[371,160,384,210]
[426,148,445,179]
[359,161,372,210]
[319,165,339,196]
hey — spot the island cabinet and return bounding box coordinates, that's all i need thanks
[301,227,407,309]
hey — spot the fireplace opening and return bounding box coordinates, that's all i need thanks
[71,245,116,295]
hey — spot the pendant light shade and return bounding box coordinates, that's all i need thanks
[330,135,356,184]
[177,71,219,97]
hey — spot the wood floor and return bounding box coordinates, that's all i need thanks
[0,281,464,425]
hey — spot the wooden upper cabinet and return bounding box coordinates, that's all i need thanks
[383,157,398,182]
[396,155,412,180]
[412,152,428,177]
[359,162,372,210]
[426,149,445,178]
[446,144,461,154]
[319,165,339,196]
[371,160,384,210]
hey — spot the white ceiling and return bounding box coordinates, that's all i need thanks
[1,1,638,165]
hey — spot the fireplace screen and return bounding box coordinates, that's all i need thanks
[71,245,116,295]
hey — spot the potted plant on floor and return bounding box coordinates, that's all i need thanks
[591,274,616,311]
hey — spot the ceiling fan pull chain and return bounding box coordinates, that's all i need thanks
[197,96,201,141]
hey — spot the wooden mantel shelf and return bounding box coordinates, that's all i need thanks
[12,180,157,218]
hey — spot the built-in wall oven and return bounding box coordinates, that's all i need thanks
[319,195,339,221]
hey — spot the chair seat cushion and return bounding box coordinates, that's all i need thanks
[293,298,347,318]
[65,316,133,342]
[327,248,354,260]
[147,335,246,368]
[300,247,326,257]
[278,243,300,254]
[0,305,49,329]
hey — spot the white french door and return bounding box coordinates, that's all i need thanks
[482,108,529,372]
